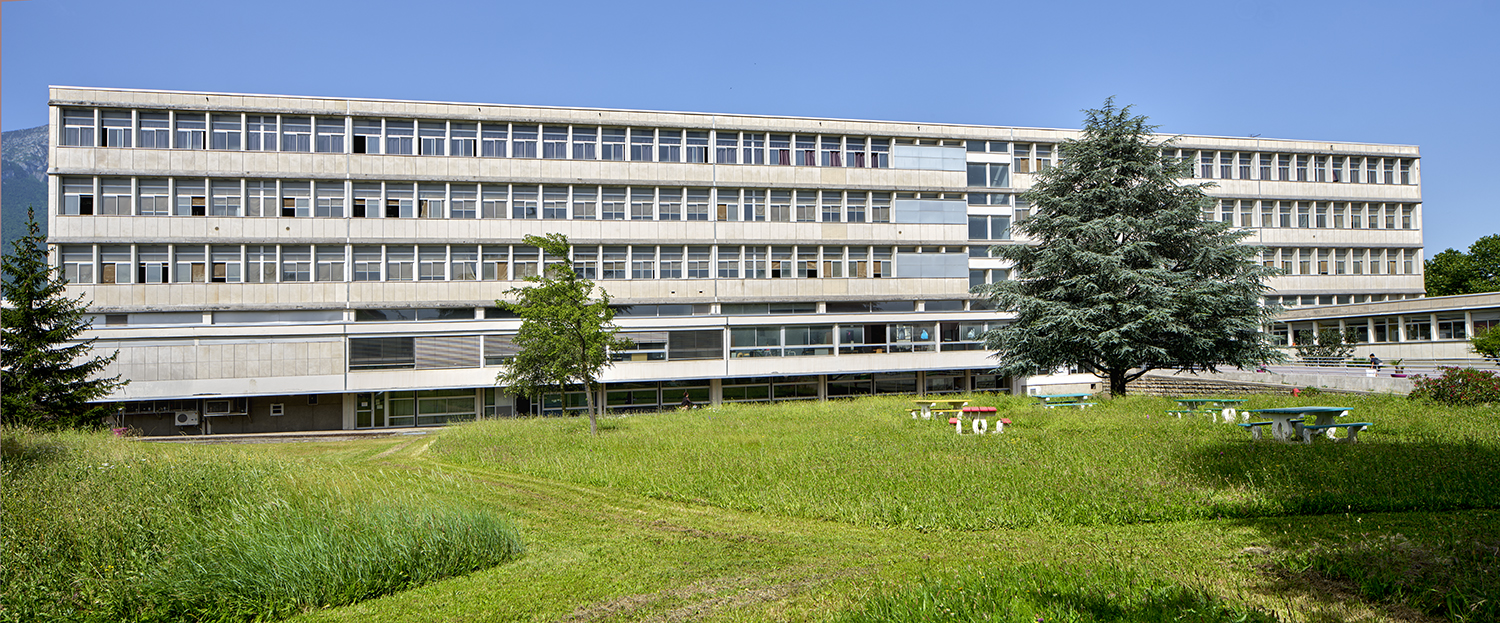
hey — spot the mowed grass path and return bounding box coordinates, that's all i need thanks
[259,393,1500,622]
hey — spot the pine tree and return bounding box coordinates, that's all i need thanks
[977,99,1284,396]
[495,233,630,435]
[2,208,125,428]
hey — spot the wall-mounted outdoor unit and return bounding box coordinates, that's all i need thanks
[174,411,200,426]
[204,398,249,416]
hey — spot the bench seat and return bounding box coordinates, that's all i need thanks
[1299,422,1374,444]
[961,406,998,413]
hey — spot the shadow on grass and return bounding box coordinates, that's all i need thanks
[1175,437,1500,518]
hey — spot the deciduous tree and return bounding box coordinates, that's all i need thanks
[495,233,630,435]
[2,208,125,428]
[977,99,1283,396]
[1425,235,1500,296]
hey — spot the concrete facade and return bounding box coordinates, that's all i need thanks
[46,87,1425,433]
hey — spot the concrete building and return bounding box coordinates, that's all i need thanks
[45,87,1425,434]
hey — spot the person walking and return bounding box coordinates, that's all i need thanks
[1368,353,1382,371]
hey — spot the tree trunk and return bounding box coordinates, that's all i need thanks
[1109,369,1128,397]
[583,380,598,435]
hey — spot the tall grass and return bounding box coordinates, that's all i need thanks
[433,393,1500,531]
[0,428,523,623]
[838,565,1279,623]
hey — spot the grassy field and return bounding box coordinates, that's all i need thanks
[6,393,1498,622]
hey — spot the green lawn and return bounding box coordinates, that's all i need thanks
[6,393,1497,622]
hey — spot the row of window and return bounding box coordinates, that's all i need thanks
[1259,248,1420,276]
[58,243,970,284]
[348,320,1000,372]
[1164,149,1416,185]
[60,108,919,167]
[58,177,976,223]
[1210,200,1419,230]
[1273,312,1499,345]
[1268,293,1424,308]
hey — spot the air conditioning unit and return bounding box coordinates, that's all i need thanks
[174,411,200,426]
[203,398,248,416]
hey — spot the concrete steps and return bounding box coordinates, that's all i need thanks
[1125,373,1368,396]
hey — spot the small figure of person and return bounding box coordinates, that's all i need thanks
[679,391,693,410]
[1369,353,1382,371]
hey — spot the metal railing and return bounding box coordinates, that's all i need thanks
[1275,356,1500,376]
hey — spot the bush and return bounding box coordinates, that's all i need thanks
[1409,367,1500,406]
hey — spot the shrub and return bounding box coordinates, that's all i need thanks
[1409,367,1500,406]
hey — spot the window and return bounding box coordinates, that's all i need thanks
[871,192,891,223]
[417,246,446,281]
[630,128,654,161]
[280,181,310,218]
[62,108,95,146]
[821,191,842,223]
[542,125,568,159]
[797,247,818,278]
[210,245,242,282]
[687,246,711,278]
[1201,151,1215,178]
[1258,153,1272,180]
[571,127,596,160]
[385,246,415,281]
[96,178,130,215]
[385,120,414,155]
[1383,159,1395,184]
[61,178,94,216]
[61,245,94,284]
[658,188,682,221]
[280,117,311,152]
[448,184,476,219]
[352,119,381,154]
[209,114,241,150]
[1437,314,1466,340]
[1296,155,1308,181]
[1035,144,1052,170]
[1404,315,1432,341]
[511,186,538,219]
[745,246,767,278]
[601,246,627,280]
[245,245,276,282]
[822,246,844,278]
[100,110,131,148]
[1277,154,1291,181]
[99,245,131,284]
[656,129,681,162]
[795,190,817,223]
[572,186,597,220]
[481,245,508,280]
[353,246,382,281]
[846,192,866,223]
[1315,203,1328,228]
[686,130,709,163]
[174,179,206,217]
[1400,159,1412,185]
[137,246,170,283]
[571,245,598,279]
[450,123,476,157]
[385,184,414,218]
[717,245,740,278]
[139,112,170,149]
[315,181,344,218]
[797,135,816,166]
[543,185,569,219]
[1366,158,1378,184]
[659,246,683,278]
[1014,143,1031,173]
[686,188,710,221]
[821,136,841,167]
[845,137,867,168]
[601,128,626,160]
[481,185,507,219]
[316,118,345,153]
[1402,205,1414,229]
[280,246,312,282]
[745,189,766,222]
[1314,155,1327,182]
[173,113,206,149]
[316,246,345,281]
[631,246,655,279]
[601,187,626,220]
[630,187,655,220]
[480,123,506,157]
[1331,156,1344,182]
[771,190,793,222]
[208,179,240,217]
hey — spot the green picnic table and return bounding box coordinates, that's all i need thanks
[1032,393,1096,409]
[1167,398,1247,422]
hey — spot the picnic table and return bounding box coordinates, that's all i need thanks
[1167,398,1247,422]
[1242,406,1368,443]
[1032,393,1096,409]
[910,398,969,419]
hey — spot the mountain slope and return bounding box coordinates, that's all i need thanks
[3,125,49,255]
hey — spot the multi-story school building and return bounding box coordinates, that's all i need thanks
[44,87,1424,434]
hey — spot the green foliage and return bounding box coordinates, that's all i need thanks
[1292,328,1358,365]
[496,233,631,435]
[1410,367,1500,406]
[977,99,1282,396]
[2,208,125,429]
[1279,530,1500,622]
[433,393,1500,531]
[839,565,1277,623]
[1425,234,1500,296]
[0,428,523,622]
[1472,325,1500,360]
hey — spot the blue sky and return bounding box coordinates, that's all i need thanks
[4,0,1494,252]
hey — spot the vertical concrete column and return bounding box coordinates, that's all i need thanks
[341,393,356,430]
[709,378,722,406]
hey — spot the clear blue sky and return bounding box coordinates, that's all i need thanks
[4,0,1495,253]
